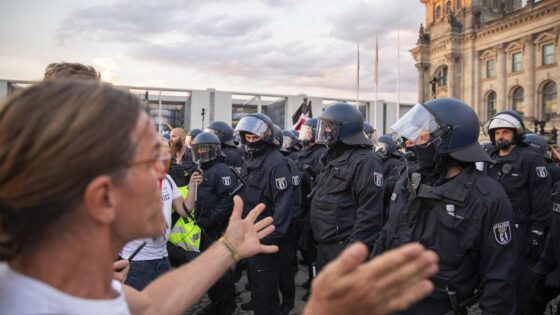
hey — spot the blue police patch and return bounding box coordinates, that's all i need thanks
[493,221,512,245]
[374,172,383,188]
[292,175,300,186]
[536,166,548,178]
[222,176,232,186]
[275,177,288,190]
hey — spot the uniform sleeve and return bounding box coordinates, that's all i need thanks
[209,168,237,226]
[264,162,293,243]
[528,155,552,230]
[348,156,385,248]
[533,228,558,277]
[477,194,517,315]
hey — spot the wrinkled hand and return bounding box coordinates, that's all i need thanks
[222,196,278,259]
[113,259,130,283]
[303,242,438,315]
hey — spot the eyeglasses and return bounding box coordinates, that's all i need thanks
[127,155,171,176]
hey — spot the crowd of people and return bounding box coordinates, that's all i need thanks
[0,62,559,315]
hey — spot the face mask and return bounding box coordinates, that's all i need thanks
[415,142,437,171]
[245,140,267,157]
[496,139,512,151]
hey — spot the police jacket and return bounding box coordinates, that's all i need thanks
[380,154,405,225]
[533,181,560,288]
[488,145,551,230]
[193,158,238,239]
[239,147,293,244]
[281,151,302,220]
[546,158,560,186]
[296,144,327,209]
[310,143,384,248]
[373,166,516,315]
[222,145,244,169]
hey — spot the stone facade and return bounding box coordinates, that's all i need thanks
[411,0,559,131]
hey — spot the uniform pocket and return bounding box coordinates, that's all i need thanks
[435,206,473,268]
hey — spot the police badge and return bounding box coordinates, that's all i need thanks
[536,166,548,178]
[374,172,383,187]
[275,177,288,190]
[292,175,300,186]
[493,221,512,245]
[222,176,232,186]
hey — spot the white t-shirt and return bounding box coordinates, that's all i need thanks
[0,262,131,315]
[120,175,181,261]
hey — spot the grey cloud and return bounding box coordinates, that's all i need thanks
[190,15,269,38]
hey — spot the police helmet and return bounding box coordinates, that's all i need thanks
[234,113,278,145]
[298,118,318,145]
[376,135,398,157]
[316,103,370,146]
[391,98,492,163]
[205,121,236,147]
[186,128,203,146]
[485,110,527,145]
[525,133,549,156]
[191,132,222,163]
[272,124,283,149]
[281,130,298,152]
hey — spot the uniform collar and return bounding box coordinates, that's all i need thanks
[416,166,477,205]
[246,147,274,169]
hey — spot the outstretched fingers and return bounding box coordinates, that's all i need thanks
[230,196,244,222]
[246,203,266,223]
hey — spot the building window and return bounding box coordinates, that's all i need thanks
[512,52,522,72]
[512,87,524,116]
[542,44,555,65]
[486,59,496,78]
[436,66,448,86]
[446,1,452,14]
[435,6,441,19]
[542,81,557,121]
[487,91,497,118]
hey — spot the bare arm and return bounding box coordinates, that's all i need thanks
[124,196,278,315]
[303,242,438,315]
[183,172,203,213]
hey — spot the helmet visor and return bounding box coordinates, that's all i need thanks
[204,127,223,139]
[234,116,271,139]
[390,103,440,144]
[282,135,295,150]
[316,118,340,145]
[484,114,522,134]
[298,125,315,142]
[191,143,221,163]
[375,143,390,156]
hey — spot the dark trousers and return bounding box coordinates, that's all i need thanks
[516,224,531,315]
[278,226,297,305]
[528,285,560,315]
[392,297,457,315]
[247,252,280,315]
[201,232,236,311]
[124,257,172,291]
[316,241,346,274]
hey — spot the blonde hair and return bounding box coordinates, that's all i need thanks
[0,80,143,260]
[43,62,101,81]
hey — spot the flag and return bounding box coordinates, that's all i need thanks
[374,33,379,87]
[356,42,360,106]
[292,99,313,130]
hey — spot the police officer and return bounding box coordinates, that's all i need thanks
[186,132,238,315]
[486,111,552,314]
[205,120,244,169]
[273,125,302,315]
[310,103,384,272]
[281,130,301,161]
[234,113,293,315]
[374,98,517,314]
[363,122,377,145]
[528,181,560,314]
[376,135,405,222]
[525,133,560,185]
[295,118,327,300]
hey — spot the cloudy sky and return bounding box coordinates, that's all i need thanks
[0,0,425,103]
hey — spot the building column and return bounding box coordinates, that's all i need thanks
[523,35,536,119]
[445,53,458,98]
[495,44,507,111]
[415,62,428,103]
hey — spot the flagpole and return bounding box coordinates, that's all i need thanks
[396,21,401,119]
[374,32,378,131]
[356,42,360,109]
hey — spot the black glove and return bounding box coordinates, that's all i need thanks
[526,230,545,266]
[529,273,546,304]
[196,217,211,230]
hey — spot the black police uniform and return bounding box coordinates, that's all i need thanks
[529,181,560,314]
[379,151,406,223]
[311,143,384,271]
[295,143,326,294]
[238,147,293,315]
[277,151,302,311]
[194,157,238,314]
[546,157,560,186]
[222,144,244,169]
[373,165,517,315]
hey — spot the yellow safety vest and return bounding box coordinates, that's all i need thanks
[168,186,201,252]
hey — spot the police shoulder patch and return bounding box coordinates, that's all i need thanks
[222,176,232,186]
[493,221,512,245]
[275,177,288,190]
[374,172,384,188]
[536,166,548,178]
[292,175,300,186]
